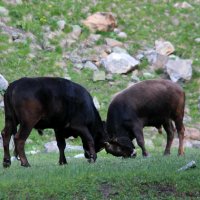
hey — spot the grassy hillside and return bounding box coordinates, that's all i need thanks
[0,0,199,121]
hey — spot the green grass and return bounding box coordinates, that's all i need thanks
[0,149,200,199]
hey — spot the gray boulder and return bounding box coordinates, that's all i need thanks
[101,52,140,74]
[165,57,192,82]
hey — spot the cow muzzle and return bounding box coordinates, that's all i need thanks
[105,141,136,158]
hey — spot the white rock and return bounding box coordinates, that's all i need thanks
[114,28,120,34]
[105,38,123,47]
[57,20,66,30]
[165,58,192,82]
[93,71,106,82]
[0,74,8,90]
[155,39,175,56]
[74,153,84,158]
[194,38,200,43]
[117,32,127,39]
[71,25,82,40]
[174,2,193,9]
[101,52,140,74]
[0,6,9,16]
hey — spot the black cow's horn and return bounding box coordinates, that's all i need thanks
[104,142,110,147]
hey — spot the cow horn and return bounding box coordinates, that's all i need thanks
[104,142,111,147]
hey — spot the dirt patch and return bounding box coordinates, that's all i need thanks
[140,182,200,198]
[99,182,119,200]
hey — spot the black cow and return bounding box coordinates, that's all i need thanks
[1,77,106,167]
[105,79,185,158]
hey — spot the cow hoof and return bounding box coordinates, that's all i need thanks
[143,154,151,158]
[88,154,96,163]
[88,158,95,163]
[3,159,11,168]
[59,161,67,165]
[21,163,31,167]
[164,152,170,156]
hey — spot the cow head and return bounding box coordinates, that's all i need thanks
[105,137,136,158]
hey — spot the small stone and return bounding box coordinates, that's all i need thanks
[185,127,200,141]
[105,38,123,47]
[0,6,9,16]
[117,32,127,39]
[113,28,120,34]
[93,70,106,82]
[106,73,113,80]
[71,25,82,40]
[131,74,140,83]
[74,154,84,158]
[194,38,200,43]
[84,61,98,71]
[88,34,101,43]
[155,39,175,56]
[132,69,139,76]
[74,63,84,70]
[0,74,8,91]
[174,2,193,9]
[143,72,155,79]
[83,12,117,32]
[171,17,180,26]
[57,20,66,30]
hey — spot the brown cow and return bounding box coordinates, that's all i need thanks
[105,79,185,157]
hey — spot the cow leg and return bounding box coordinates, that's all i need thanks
[133,127,148,157]
[71,126,96,162]
[1,119,17,168]
[174,118,185,156]
[54,130,67,165]
[163,120,175,155]
[13,138,20,160]
[15,124,33,167]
